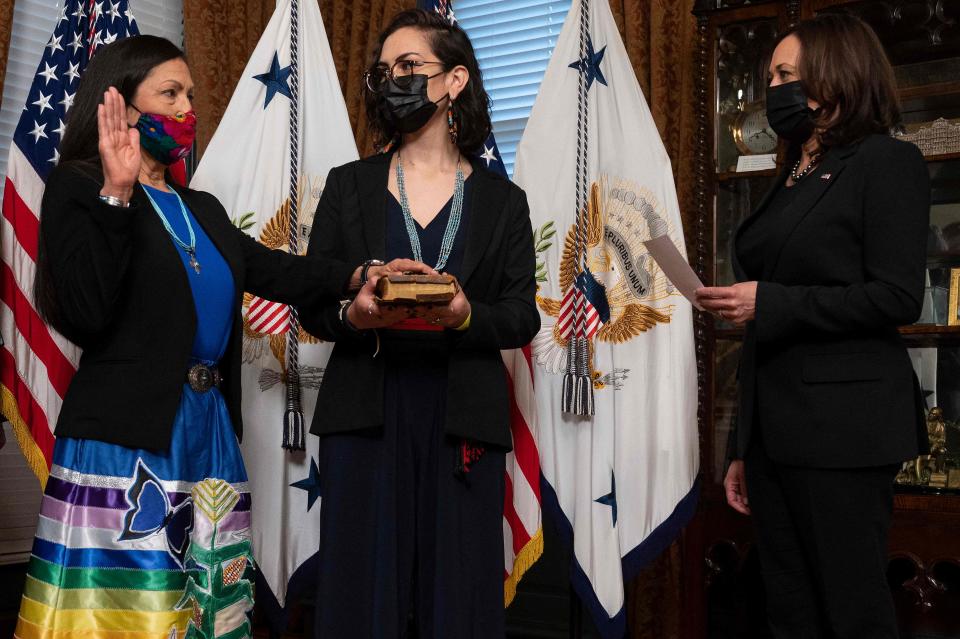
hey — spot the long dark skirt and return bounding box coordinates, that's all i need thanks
[314,339,506,639]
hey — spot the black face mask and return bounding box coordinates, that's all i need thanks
[766,81,817,143]
[378,73,448,134]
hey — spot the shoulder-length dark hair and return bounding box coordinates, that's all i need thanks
[779,13,900,150]
[35,35,184,331]
[364,9,492,155]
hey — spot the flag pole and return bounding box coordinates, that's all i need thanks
[282,0,306,450]
[562,0,595,417]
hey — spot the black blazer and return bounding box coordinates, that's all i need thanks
[732,134,931,468]
[300,152,540,449]
[40,163,355,450]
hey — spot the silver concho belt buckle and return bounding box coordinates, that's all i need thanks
[187,363,220,393]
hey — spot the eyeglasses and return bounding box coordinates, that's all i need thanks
[363,59,445,93]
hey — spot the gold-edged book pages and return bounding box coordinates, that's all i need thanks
[375,274,459,306]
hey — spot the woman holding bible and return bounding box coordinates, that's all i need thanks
[696,13,930,639]
[300,9,539,638]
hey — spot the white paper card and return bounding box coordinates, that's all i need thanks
[735,154,777,172]
[643,235,705,311]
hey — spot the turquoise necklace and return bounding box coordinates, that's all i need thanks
[143,185,201,274]
[395,152,464,271]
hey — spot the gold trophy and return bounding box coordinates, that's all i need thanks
[917,407,949,488]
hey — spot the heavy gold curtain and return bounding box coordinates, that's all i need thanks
[183,0,276,156]
[611,0,699,242]
[318,0,417,156]
[0,0,16,107]
[612,5,698,635]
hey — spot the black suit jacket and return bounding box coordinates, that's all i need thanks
[300,152,540,449]
[732,134,931,468]
[41,162,354,450]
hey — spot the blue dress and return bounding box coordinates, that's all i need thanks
[17,186,254,639]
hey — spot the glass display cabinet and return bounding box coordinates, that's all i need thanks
[685,2,960,637]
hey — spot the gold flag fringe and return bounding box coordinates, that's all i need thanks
[2,384,49,489]
[504,527,544,607]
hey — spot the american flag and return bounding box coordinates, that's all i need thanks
[0,0,139,487]
[245,295,291,335]
[558,281,601,340]
[417,0,542,607]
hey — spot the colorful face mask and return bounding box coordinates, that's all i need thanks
[132,108,197,165]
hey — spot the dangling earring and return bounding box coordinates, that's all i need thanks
[447,98,459,145]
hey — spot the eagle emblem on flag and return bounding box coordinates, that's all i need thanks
[238,176,325,390]
[532,177,679,381]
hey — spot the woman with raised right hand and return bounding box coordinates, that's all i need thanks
[16,34,427,639]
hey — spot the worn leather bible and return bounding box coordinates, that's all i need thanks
[375,273,459,306]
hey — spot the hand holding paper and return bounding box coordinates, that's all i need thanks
[695,282,758,326]
[643,235,705,311]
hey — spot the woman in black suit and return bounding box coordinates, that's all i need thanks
[696,14,930,639]
[18,36,421,638]
[301,9,539,638]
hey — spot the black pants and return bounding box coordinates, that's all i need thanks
[745,442,900,639]
[313,346,506,639]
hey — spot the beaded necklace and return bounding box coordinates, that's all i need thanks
[790,153,822,183]
[143,185,201,274]
[395,152,465,271]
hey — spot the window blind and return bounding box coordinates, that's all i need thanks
[457,0,570,177]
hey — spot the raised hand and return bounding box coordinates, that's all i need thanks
[97,87,140,202]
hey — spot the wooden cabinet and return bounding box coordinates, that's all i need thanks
[687,2,960,637]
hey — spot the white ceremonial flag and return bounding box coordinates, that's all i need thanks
[190,0,358,617]
[514,0,699,635]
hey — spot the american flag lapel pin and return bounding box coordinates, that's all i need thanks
[821,173,832,180]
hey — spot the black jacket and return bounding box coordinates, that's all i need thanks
[732,134,931,468]
[300,152,540,449]
[40,163,354,450]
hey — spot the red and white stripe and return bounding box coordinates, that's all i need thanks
[557,281,601,341]
[245,296,290,335]
[1,147,81,483]
[501,345,542,603]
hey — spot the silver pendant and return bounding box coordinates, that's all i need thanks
[188,251,201,274]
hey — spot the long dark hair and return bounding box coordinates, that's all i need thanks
[35,35,185,332]
[364,9,492,154]
[779,13,900,150]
